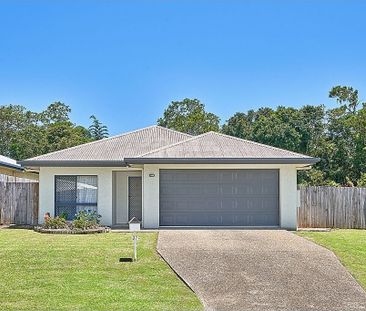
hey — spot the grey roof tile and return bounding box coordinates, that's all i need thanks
[138,131,313,159]
[24,126,192,162]
[21,126,318,166]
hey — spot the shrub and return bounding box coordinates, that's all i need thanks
[40,211,103,232]
[59,212,68,220]
[357,173,366,187]
[72,210,101,230]
[43,216,68,229]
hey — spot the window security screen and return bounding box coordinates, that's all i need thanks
[55,175,98,220]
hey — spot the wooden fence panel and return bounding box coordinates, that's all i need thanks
[298,186,366,229]
[0,174,39,225]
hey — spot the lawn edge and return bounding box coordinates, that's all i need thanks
[296,231,366,293]
[155,233,205,311]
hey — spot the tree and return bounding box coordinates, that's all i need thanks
[221,86,365,186]
[326,86,366,184]
[89,115,109,140]
[329,86,359,113]
[40,102,71,124]
[157,98,220,135]
[221,109,262,140]
[45,122,92,153]
[0,105,33,157]
[298,169,339,187]
[0,102,93,160]
[223,106,326,154]
[250,107,302,152]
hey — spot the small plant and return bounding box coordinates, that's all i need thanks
[59,212,68,220]
[72,210,102,230]
[43,216,68,229]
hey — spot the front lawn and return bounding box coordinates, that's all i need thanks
[297,229,366,289]
[0,229,202,311]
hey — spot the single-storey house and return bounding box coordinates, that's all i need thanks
[20,125,318,229]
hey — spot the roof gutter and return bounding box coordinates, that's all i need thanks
[19,160,128,167]
[20,157,320,167]
[0,161,24,171]
[124,157,320,165]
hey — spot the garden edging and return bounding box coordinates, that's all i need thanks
[34,226,110,234]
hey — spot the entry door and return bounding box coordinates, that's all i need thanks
[128,177,142,221]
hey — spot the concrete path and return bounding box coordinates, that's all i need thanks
[157,230,366,311]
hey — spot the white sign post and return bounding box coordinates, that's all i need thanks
[132,233,138,261]
[129,217,141,261]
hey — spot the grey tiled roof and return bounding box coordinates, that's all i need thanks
[22,126,192,162]
[21,126,318,166]
[137,131,313,159]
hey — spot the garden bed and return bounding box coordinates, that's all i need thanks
[34,226,110,234]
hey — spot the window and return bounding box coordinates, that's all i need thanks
[55,175,98,220]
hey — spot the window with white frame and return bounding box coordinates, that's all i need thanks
[55,175,98,220]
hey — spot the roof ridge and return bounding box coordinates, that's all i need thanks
[138,130,313,159]
[25,125,159,161]
[137,131,211,158]
[154,125,193,138]
[212,131,311,158]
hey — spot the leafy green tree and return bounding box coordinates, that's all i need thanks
[0,102,93,160]
[89,115,109,140]
[326,86,366,184]
[221,109,271,140]
[40,102,71,124]
[223,105,326,155]
[157,98,220,135]
[250,107,302,152]
[45,122,91,153]
[221,85,366,186]
[298,169,339,187]
[329,86,359,113]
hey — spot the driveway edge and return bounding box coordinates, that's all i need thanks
[157,233,207,310]
[295,232,366,294]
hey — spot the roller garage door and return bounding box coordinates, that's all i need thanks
[159,169,279,226]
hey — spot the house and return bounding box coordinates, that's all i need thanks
[0,155,38,180]
[20,125,318,229]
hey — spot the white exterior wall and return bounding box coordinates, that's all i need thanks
[38,167,141,226]
[142,165,160,228]
[142,164,299,229]
[279,166,298,229]
[39,164,299,229]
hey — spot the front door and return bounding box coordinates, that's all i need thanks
[128,176,142,221]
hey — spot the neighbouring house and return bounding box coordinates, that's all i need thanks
[0,155,39,225]
[20,125,318,229]
[0,155,38,180]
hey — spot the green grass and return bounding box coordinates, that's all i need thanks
[0,229,202,311]
[297,229,366,289]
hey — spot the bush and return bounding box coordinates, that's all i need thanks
[43,216,68,229]
[59,212,68,220]
[40,211,103,231]
[357,173,366,187]
[71,210,101,230]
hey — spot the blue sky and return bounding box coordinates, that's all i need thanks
[0,0,365,135]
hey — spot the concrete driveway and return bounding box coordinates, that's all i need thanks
[157,230,366,311]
